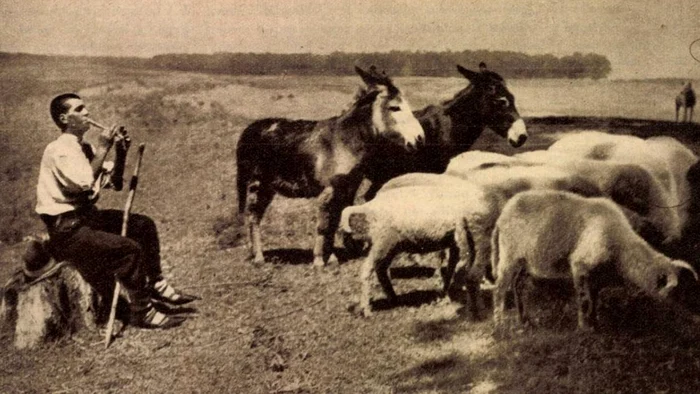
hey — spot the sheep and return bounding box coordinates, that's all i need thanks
[347,163,605,317]
[515,150,680,245]
[547,131,699,232]
[441,154,605,285]
[491,190,698,331]
[339,178,502,317]
[444,150,518,175]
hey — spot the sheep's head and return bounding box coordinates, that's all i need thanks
[657,260,698,299]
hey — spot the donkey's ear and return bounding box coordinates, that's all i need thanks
[355,66,377,87]
[457,65,480,82]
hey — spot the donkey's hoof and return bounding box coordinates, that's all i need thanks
[252,255,265,265]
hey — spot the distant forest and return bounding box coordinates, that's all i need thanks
[1,50,612,79]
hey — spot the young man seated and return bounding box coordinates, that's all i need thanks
[34,93,197,329]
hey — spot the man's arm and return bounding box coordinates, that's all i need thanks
[90,125,117,177]
[110,128,131,191]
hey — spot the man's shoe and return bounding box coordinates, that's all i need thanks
[152,279,200,305]
[131,307,186,330]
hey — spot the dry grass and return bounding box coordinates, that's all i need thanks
[2,59,700,393]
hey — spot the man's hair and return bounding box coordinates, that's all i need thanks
[50,93,81,130]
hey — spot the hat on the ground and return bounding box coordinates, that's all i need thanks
[22,239,63,281]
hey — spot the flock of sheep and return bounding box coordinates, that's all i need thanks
[339,130,700,330]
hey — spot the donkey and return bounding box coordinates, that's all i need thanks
[676,82,696,123]
[236,66,424,266]
[362,64,528,201]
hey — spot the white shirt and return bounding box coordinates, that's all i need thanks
[36,133,113,216]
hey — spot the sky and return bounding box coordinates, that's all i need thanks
[1,0,699,79]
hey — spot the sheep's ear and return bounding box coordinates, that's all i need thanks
[671,260,699,281]
[657,272,679,298]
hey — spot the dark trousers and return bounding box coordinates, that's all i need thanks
[41,208,163,314]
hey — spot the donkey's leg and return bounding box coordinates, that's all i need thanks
[246,180,275,264]
[313,186,336,267]
[313,176,363,267]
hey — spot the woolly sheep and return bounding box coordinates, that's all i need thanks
[351,164,603,318]
[547,131,699,232]
[516,149,680,245]
[491,190,698,331]
[339,178,501,317]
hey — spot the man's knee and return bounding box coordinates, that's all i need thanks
[129,214,158,236]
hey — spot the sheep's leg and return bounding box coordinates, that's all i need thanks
[492,278,507,326]
[359,255,376,317]
[447,219,473,303]
[246,180,275,264]
[573,272,596,331]
[375,253,397,302]
[360,244,395,317]
[442,245,461,294]
[513,264,528,325]
[459,221,489,320]
[493,258,523,326]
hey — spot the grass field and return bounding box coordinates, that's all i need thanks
[2,59,700,393]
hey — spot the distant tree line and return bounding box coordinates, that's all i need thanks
[1,50,612,79]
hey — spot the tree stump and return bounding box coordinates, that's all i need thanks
[0,263,109,349]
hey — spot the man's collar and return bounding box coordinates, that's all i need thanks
[59,132,82,144]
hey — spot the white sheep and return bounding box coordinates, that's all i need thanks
[547,131,699,232]
[515,149,680,245]
[339,178,501,317]
[491,190,698,331]
[345,165,603,318]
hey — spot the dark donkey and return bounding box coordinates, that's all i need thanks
[363,64,528,200]
[236,66,424,266]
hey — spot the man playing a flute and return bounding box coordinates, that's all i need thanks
[33,92,197,329]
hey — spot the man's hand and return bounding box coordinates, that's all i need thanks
[96,125,118,150]
[114,126,131,154]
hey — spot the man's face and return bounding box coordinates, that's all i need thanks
[60,98,90,134]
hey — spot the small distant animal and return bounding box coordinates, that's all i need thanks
[676,82,696,123]
[491,190,698,331]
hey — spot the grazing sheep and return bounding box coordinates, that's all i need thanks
[547,131,699,232]
[491,190,698,330]
[339,179,501,317]
[442,155,604,283]
[350,164,603,318]
[516,150,680,245]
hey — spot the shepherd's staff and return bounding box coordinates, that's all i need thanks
[104,143,146,349]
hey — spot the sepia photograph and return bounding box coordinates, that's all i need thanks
[1,0,700,392]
